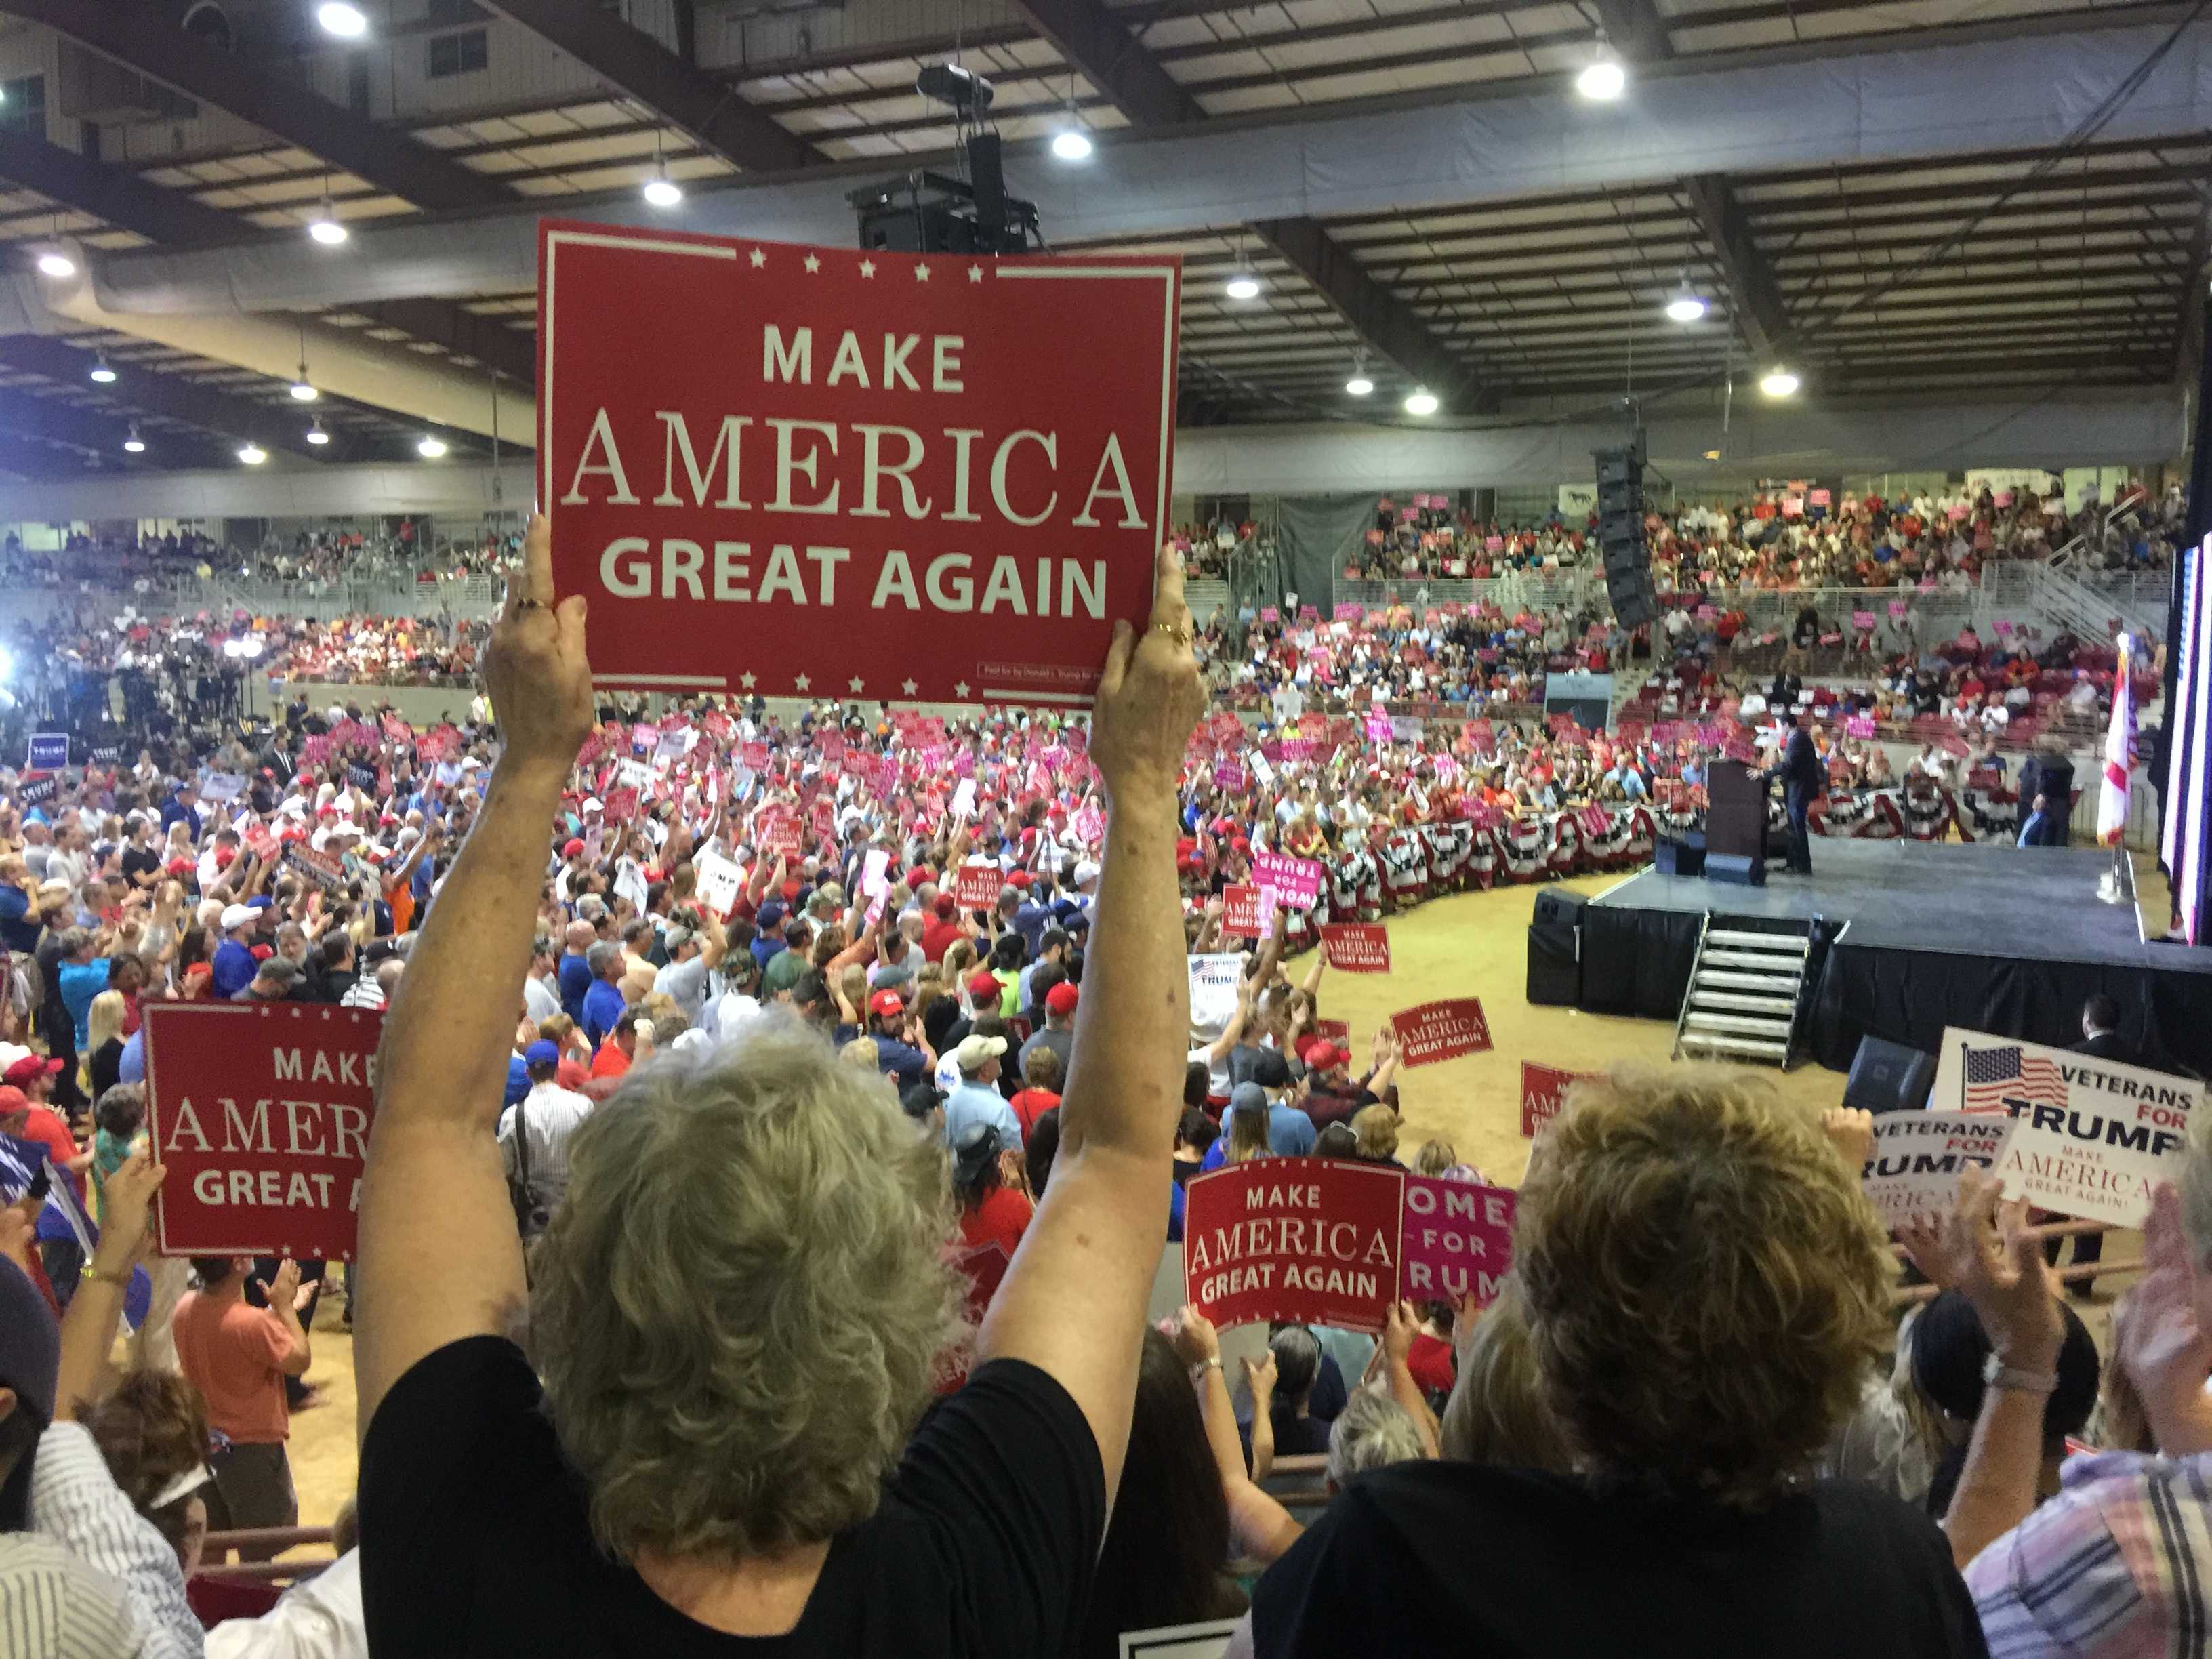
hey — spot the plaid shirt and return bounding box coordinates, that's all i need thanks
[1966,1450,2212,1657]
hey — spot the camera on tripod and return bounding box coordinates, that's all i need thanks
[848,62,1043,257]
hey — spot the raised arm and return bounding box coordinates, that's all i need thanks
[354,515,592,1441]
[976,544,1203,1505]
[1172,1307,1305,1564]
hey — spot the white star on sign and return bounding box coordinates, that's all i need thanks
[914,262,931,282]
[954,680,970,698]
[859,259,876,279]
[848,676,865,693]
[803,253,821,273]
[794,674,811,691]
[901,678,918,695]
[968,264,984,283]
[739,672,757,689]
[749,248,766,268]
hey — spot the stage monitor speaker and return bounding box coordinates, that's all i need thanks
[1526,927,1580,1005]
[1655,833,1705,876]
[1705,851,1766,886]
[1532,889,1587,935]
[1845,1036,1936,1115]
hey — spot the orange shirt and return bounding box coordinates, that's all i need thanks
[172,1291,291,1443]
[384,875,415,937]
[590,1042,631,1080]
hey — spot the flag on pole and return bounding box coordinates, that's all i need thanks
[2097,634,2136,848]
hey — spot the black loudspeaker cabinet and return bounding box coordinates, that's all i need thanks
[1526,926,1580,1006]
[1532,888,1588,936]
[1705,851,1765,886]
[1654,834,1706,875]
[1844,1036,1937,1115]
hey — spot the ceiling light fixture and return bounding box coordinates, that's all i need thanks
[122,424,144,454]
[1759,367,1801,398]
[316,2,369,37]
[289,377,318,402]
[642,129,682,207]
[1576,39,1626,100]
[1664,276,1708,324]
[306,418,330,446]
[1404,388,1439,417]
[307,179,348,246]
[417,435,448,459]
[238,443,268,465]
[1050,72,1092,161]
[35,251,75,279]
[1224,273,1261,301]
[88,354,116,384]
[1345,346,1374,396]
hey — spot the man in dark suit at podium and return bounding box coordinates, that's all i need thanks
[1763,712,1823,876]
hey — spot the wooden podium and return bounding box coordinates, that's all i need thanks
[1705,759,1769,886]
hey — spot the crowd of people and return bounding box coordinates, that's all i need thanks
[1339,477,2184,589]
[1,514,2203,1658]
[0,523,520,595]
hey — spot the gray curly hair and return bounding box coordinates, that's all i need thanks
[527,1017,964,1561]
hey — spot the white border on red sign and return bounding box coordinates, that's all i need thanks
[539,227,1179,703]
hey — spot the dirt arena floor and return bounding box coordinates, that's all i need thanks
[268,859,2168,1531]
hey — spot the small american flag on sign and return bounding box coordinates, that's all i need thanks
[1963,1044,2067,1115]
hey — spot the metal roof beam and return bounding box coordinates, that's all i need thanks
[1591,0,1674,61]
[0,132,237,246]
[0,336,333,462]
[1251,216,1491,412]
[1006,0,1205,127]
[1682,173,1793,364]
[0,0,512,213]
[480,0,817,173]
[0,386,211,464]
[345,300,535,385]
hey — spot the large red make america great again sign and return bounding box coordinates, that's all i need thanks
[539,220,1181,708]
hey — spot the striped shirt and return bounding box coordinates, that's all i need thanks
[28,1420,201,1659]
[0,1534,144,1659]
[1965,1449,2212,1658]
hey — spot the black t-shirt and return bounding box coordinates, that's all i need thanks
[1250,1462,1988,1659]
[359,1336,1105,1658]
[120,845,161,887]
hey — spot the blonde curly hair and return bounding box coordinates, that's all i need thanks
[1513,1064,1889,1509]
[528,1018,964,1560]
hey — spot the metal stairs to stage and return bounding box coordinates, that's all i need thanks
[1671,915,1819,1068]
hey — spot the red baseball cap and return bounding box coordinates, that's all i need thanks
[2,1055,61,1086]
[562,838,585,859]
[967,969,1000,1000]
[934,892,957,919]
[867,989,904,1018]
[1304,1042,1347,1073]
[1008,871,1033,889]
[1045,981,1079,1016]
[907,865,934,888]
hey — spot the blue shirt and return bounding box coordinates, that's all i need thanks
[58,958,110,1050]
[210,937,258,1000]
[119,1029,145,1084]
[581,979,626,1050]
[1267,1100,1317,1157]
[871,1033,929,1090]
[941,1080,1022,1160]
[556,953,594,1024]
[0,886,36,954]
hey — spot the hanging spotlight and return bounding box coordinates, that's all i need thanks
[642,169,683,208]
[289,377,319,402]
[306,192,348,246]
[1664,279,1708,324]
[1576,41,1626,100]
[1224,273,1261,301]
[122,424,145,454]
[1346,372,1374,396]
[1051,128,1092,161]
[88,354,117,384]
[306,418,331,446]
[238,444,268,465]
[1759,367,1801,398]
[417,435,449,459]
[34,251,75,279]
[316,2,369,37]
[1404,388,1439,416]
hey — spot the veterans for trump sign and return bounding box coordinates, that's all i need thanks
[539,221,1179,705]
[1858,1111,2015,1229]
[144,1002,382,1261]
[1929,1025,2204,1228]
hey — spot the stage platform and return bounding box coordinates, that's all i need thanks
[1570,840,2212,1078]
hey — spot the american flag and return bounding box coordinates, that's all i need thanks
[1963,1044,2068,1115]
